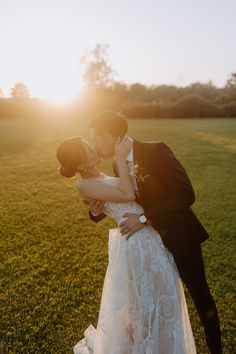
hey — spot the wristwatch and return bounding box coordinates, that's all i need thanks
[139,214,147,224]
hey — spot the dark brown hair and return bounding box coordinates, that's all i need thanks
[87,111,128,138]
[56,137,86,178]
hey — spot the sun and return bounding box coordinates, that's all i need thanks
[4,31,84,103]
[37,86,79,103]
[29,73,83,103]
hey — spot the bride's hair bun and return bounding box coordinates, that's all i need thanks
[58,164,77,178]
[56,137,86,179]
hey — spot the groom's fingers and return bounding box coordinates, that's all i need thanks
[120,226,128,235]
[119,214,145,239]
[89,200,100,208]
[124,228,135,239]
[125,232,134,239]
[93,202,105,215]
[119,213,136,227]
[87,199,105,215]
[120,225,132,236]
[119,222,129,230]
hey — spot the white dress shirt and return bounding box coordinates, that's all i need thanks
[125,137,138,193]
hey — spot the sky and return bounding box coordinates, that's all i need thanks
[0,0,236,101]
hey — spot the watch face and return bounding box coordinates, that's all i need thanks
[139,215,147,223]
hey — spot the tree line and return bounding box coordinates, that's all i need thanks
[0,44,236,119]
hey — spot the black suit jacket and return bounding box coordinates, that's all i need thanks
[89,139,209,257]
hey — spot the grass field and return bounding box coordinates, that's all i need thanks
[0,117,236,353]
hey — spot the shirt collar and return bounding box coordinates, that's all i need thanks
[126,136,134,162]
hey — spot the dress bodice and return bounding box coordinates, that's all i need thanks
[78,175,144,223]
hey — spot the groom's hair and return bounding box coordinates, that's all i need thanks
[88,111,128,138]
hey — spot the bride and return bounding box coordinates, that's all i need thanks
[56,136,196,354]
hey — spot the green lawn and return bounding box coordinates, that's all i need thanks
[0,118,235,353]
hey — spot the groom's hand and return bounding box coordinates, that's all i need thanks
[82,199,105,216]
[119,213,145,239]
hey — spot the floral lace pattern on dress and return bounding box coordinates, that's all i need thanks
[74,176,196,354]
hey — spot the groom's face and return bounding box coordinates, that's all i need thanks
[90,129,115,159]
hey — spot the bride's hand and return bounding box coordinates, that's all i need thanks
[115,136,132,159]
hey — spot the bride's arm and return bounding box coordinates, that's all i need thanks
[78,137,135,202]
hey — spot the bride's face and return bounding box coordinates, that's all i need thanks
[79,140,101,170]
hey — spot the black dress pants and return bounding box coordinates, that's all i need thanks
[173,244,223,354]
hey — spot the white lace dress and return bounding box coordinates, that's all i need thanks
[73,176,196,354]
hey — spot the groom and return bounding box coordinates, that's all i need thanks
[84,111,222,354]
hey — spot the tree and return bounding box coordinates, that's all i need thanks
[226,72,236,88]
[10,82,30,99]
[0,89,4,98]
[218,72,236,104]
[128,83,148,102]
[80,44,116,91]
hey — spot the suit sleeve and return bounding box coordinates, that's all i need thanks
[145,143,195,227]
[88,161,118,223]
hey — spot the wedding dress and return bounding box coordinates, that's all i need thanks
[73,176,196,354]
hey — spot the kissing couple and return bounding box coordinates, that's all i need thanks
[56,111,222,354]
